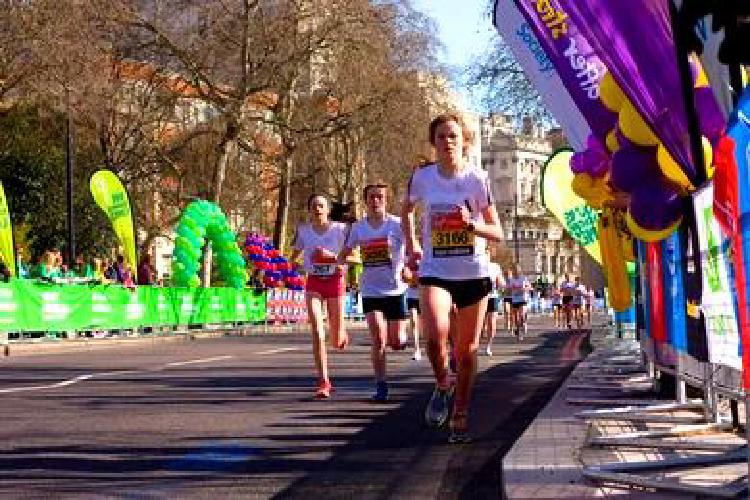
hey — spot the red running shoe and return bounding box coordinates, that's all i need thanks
[315,379,332,399]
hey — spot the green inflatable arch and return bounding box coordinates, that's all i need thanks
[171,200,247,288]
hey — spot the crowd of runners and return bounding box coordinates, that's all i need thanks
[289,113,595,444]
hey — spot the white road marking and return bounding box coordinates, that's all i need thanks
[1,345,301,394]
[165,355,234,367]
[254,347,300,355]
[0,374,94,394]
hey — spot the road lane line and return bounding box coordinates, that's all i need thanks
[165,355,234,367]
[1,346,302,394]
[0,374,94,394]
[254,347,300,355]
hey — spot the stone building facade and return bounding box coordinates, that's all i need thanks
[480,114,583,285]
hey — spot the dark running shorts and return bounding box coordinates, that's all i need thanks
[406,297,420,313]
[562,296,573,305]
[362,293,408,321]
[419,277,492,310]
[486,297,499,313]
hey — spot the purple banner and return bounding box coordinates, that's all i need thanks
[526,0,696,181]
[510,0,616,140]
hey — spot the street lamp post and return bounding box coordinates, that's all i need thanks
[514,193,519,265]
[65,111,75,266]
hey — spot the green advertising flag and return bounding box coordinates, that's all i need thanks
[90,170,137,271]
[0,183,15,277]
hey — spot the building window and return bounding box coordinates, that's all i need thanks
[551,258,557,274]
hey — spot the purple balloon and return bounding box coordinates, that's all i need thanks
[628,178,682,230]
[570,139,610,178]
[694,86,725,143]
[570,151,588,174]
[610,145,660,193]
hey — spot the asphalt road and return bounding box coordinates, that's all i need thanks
[0,316,591,499]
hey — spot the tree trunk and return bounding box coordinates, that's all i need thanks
[273,156,293,252]
[202,129,237,287]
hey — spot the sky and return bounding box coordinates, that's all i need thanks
[412,0,497,111]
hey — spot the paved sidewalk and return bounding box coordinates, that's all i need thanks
[503,327,748,499]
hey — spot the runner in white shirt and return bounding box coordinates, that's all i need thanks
[290,194,349,399]
[402,113,505,443]
[551,284,563,329]
[560,273,576,330]
[508,268,531,340]
[340,182,408,402]
[586,287,595,324]
[403,265,423,361]
[501,268,514,332]
[483,260,502,356]
[573,277,586,329]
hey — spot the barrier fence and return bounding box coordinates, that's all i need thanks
[0,279,266,335]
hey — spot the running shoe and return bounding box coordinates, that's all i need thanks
[412,349,422,361]
[315,379,332,399]
[424,385,453,427]
[485,345,493,357]
[333,332,350,350]
[371,381,389,402]
[448,411,471,444]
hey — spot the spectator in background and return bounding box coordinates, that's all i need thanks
[71,254,93,279]
[122,264,135,289]
[0,261,11,282]
[103,257,117,281]
[114,255,126,283]
[137,253,156,285]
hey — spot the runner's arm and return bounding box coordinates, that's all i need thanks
[401,199,422,263]
[458,204,504,241]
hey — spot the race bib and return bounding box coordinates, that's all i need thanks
[361,237,391,267]
[430,206,474,258]
[312,263,336,276]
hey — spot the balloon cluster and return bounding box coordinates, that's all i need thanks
[244,233,305,290]
[570,56,725,242]
[172,200,247,288]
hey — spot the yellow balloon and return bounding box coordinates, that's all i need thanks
[599,72,626,112]
[618,101,659,146]
[691,54,710,88]
[542,151,601,265]
[702,136,715,180]
[572,173,613,209]
[605,128,620,152]
[625,212,682,242]
[655,136,712,189]
[656,143,695,191]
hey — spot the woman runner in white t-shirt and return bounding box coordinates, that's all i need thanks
[560,273,576,330]
[340,182,408,402]
[290,194,349,399]
[483,260,502,356]
[402,113,505,443]
[403,265,422,361]
[508,267,531,341]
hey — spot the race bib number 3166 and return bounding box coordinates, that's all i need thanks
[430,209,474,258]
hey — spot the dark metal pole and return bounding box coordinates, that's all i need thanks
[66,113,75,266]
[514,193,519,264]
[669,0,708,186]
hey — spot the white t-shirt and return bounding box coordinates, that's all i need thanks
[573,284,586,305]
[407,164,492,280]
[345,214,407,297]
[488,262,502,298]
[508,277,529,303]
[292,222,348,276]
